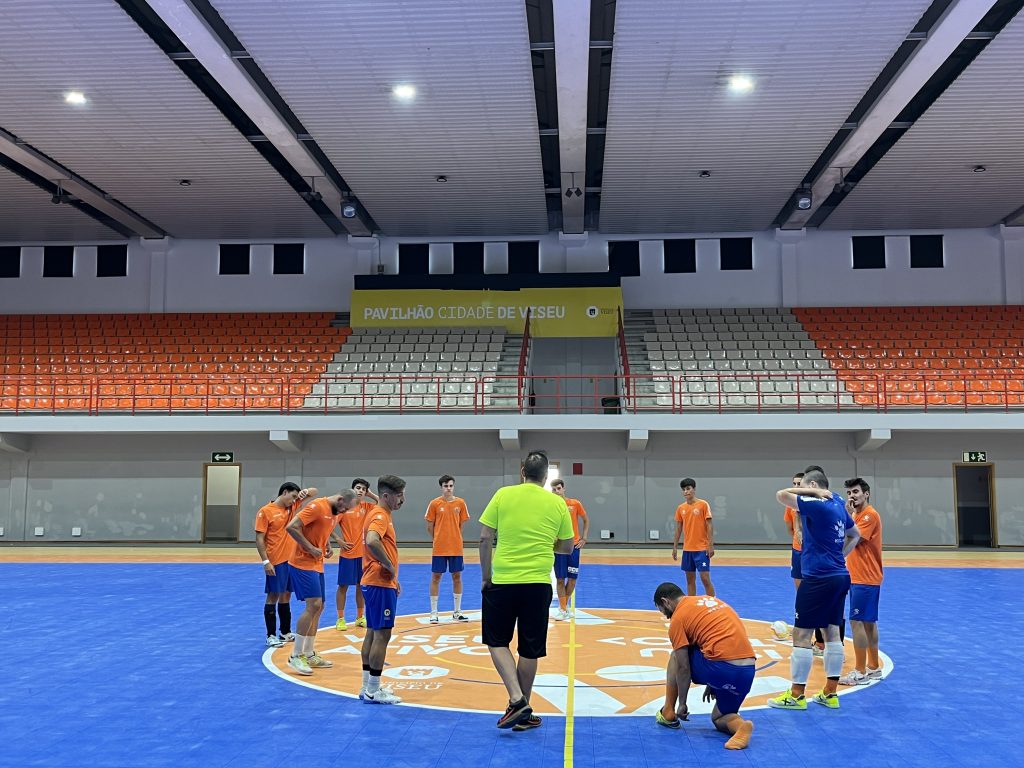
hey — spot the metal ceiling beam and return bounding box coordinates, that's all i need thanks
[0,128,166,239]
[781,0,999,229]
[552,0,591,234]
[141,0,372,236]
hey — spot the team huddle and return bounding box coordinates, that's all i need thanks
[253,460,883,748]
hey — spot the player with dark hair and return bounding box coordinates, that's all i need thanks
[333,478,379,631]
[671,478,715,597]
[551,479,589,620]
[840,477,884,685]
[770,468,860,710]
[652,582,756,750]
[359,475,407,704]
[425,474,471,623]
[479,450,574,730]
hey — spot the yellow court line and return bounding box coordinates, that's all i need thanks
[564,590,577,768]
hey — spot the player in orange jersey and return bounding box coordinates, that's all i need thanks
[551,479,590,620]
[425,475,471,624]
[359,475,407,704]
[653,582,756,750]
[284,490,359,676]
[254,483,316,647]
[671,479,716,597]
[783,473,805,590]
[840,477,884,685]
[333,478,379,631]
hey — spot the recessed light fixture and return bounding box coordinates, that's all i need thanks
[727,74,754,94]
[341,203,357,218]
[972,165,987,173]
[392,84,417,101]
[178,179,192,187]
[699,170,711,178]
[64,91,87,106]
[435,175,448,183]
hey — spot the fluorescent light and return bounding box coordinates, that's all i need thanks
[727,75,754,94]
[64,91,87,105]
[392,84,416,101]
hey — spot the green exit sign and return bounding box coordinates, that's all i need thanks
[211,452,235,463]
[962,452,987,463]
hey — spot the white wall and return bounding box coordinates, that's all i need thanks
[0,225,1019,314]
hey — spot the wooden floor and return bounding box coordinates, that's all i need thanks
[2,544,1021,567]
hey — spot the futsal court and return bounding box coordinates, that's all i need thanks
[3,547,1020,768]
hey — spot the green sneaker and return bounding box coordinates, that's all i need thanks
[354,616,367,628]
[655,710,681,729]
[335,618,347,631]
[812,691,840,709]
[767,690,806,710]
[307,653,333,669]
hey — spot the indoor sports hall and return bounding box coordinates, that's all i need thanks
[2,2,1024,767]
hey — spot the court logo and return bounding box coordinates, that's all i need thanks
[264,608,892,716]
[586,306,599,318]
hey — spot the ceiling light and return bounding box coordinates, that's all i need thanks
[392,84,417,101]
[727,75,754,94]
[972,165,987,173]
[795,187,812,210]
[435,175,448,183]
[64,91,87,106]
[341,203,357,218]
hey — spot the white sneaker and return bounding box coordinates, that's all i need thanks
[266,634,284,647]
[368,687,402,704]
[568,608,576,619]
[838,670,870,686]
[359,687,369,700]
[288,654,313,676]
[429,613,439,624]
[554,609,568,621]
[864,667,883,680]
[279,632,296,643]
[453,612,469,622]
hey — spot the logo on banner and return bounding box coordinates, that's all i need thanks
[264,608,892,715]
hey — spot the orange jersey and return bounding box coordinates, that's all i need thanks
[565,498,588,544]
[339,500,375,558]
[254,501,296,565]
[783,507,801,552]
[668,596,754,661]
[287,498,339,573]
[847,504,883,585]
[425,496,469,556]
[674,499,712,551]
[362,505,399,588]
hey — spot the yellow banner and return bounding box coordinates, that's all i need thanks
[351,287,623,337]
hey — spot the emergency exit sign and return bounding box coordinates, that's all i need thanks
[212,452,235,463]
[962,452,987,463]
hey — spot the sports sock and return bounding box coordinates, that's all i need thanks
[453,593,462,613]
[430,596,439,613]
[293,635,308,656]
[724,720,754,750]
[305,635,317,656]
[824,641,844,678]
[367,673,382,694]
[791,646,813,686]
[264,604,277,636]
[277,603,291,635]
[362,664,370,687]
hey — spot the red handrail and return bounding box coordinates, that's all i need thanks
[617,307,631,403]
[517,311,531,411]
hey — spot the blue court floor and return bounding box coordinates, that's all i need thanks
[2,561,1020,768]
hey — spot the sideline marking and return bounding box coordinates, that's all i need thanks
[564,590,577,768]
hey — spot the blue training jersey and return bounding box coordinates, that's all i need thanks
[796,494,856,578]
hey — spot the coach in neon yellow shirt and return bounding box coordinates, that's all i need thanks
[480,450,574,731]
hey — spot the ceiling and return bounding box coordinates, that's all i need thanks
[0,0,1022,241]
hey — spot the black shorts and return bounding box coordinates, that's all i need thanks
[481,582,553,659]
[794,574,850,630]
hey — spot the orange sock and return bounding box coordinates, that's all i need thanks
[854,645,867,673]
[724,720,754,750]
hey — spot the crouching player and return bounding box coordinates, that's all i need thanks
[652,582,755,750]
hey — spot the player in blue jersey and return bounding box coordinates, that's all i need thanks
[769,467,861,711]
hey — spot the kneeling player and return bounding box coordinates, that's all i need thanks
[653,582,755,750]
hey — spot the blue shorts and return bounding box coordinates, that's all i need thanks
[554,548,581,579]
[431,555,465,574]
[264,561,292,594]
[338,556,363,586]
[681,550,711,573]
[794,574,850,629]
[361,585,398,630]
[290,567,326,602]
[790,549,802,580]
[688,647,755,716]
[849,584,880,623]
